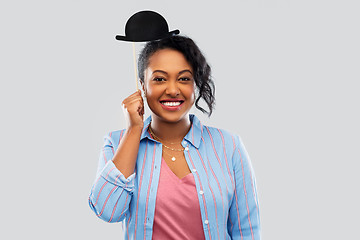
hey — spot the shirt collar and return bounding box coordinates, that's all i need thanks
[140,114,203,149]
[140,115,153,141]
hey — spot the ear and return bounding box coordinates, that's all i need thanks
[140,80,146,92]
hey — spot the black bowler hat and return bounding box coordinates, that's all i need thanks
[115,10,180,42]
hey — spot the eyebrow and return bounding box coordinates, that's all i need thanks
[152,69,193,76]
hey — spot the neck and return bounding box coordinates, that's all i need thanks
[149,114,192,143]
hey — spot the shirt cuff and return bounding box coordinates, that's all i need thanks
[100,160,136,192]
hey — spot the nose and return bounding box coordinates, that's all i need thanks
[165,80,180,96]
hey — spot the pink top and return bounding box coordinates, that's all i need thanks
[152,157,206,240]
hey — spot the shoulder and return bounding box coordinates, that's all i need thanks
[103,129,127,146]
[191,115,243,149]
[201,124,238,144]
[201,123,248,155]
[200,124,241,156]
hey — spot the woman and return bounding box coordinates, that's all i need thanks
[89,36,261,239]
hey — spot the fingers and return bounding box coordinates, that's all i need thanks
[121,90,145,128]
[122,90,143,107]
[122,98,143,112]
[125,97,143,105]
[122,90,144,116]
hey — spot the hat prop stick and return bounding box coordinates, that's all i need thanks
[132,43,138,90]
[115,10,180,90]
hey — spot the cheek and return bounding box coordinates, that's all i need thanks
[184,85,196,101]
[145,84,163,102]
[146,86,159,98]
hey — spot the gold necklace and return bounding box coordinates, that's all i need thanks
[148,126,184,151]
[162,148,183,162]
[148,125,184,161]
[149,127,177,145]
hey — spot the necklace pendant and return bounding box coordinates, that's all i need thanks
[171,157,176,161]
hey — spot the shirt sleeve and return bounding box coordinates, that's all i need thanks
[228,135,261,239]
[88,132,136,223]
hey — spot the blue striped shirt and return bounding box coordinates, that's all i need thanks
[89,114,261,239]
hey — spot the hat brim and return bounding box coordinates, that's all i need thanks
[115,30,180,42]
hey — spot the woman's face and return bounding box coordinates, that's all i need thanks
[142,48,195,123]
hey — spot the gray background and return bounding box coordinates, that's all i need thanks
[1,0,359,239]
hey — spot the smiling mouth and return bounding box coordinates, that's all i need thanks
[159,100,184,108]
[161,101,182,106]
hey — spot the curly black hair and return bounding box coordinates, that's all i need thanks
[138,35,215,117]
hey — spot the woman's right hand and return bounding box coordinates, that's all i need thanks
[121,89,145,129]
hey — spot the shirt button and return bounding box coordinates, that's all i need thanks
[204,220,209,224]
[199,190,204,195]
[185,146,189,151]
[192,169,197,173]
[182,141,187,145]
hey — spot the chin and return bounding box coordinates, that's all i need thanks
[159,112,188,123]
[151,108,190,123]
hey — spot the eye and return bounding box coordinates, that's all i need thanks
[179,77,191,81]
[153,77,166,82]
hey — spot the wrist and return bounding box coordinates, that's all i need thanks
[127,124,144,133]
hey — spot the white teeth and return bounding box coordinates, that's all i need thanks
[162,101,181,106]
